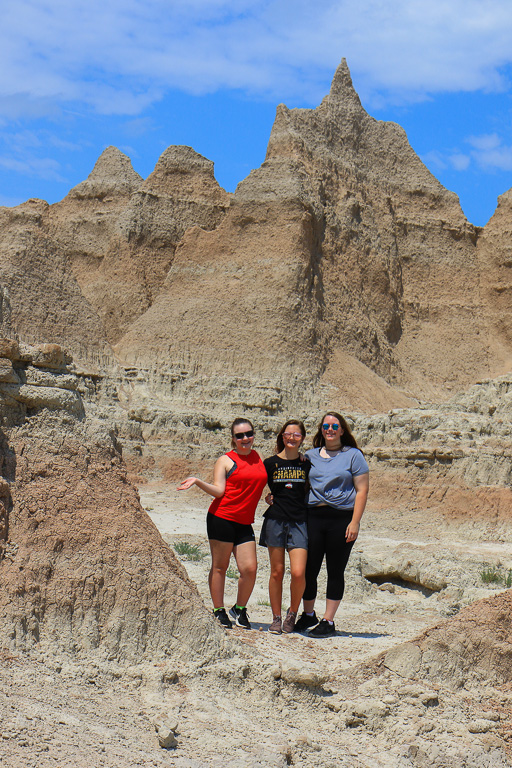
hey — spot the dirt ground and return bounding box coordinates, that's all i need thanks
[2,484,512,768]
[143,485,512,673]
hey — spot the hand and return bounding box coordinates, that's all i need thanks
[345,520,359,542]
[177,477,197,491]
[265,493,273,505]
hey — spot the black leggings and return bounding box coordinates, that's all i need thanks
[303,507,354,602]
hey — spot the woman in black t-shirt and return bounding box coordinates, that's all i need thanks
[260,419,310,634]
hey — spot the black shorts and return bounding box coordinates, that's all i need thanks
[206,513,255,546]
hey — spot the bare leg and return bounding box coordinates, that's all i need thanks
[268,546,285,616]
[233,540,257,606]
[208,539,233,609]
[303,598,316,614]
[288,547,307,613]
[323,598,341,622]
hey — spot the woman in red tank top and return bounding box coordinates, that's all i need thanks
[177,418,267,630]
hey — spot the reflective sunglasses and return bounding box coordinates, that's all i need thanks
[234,430,254,440]
[283,432,303,439]
[322,423,340,431]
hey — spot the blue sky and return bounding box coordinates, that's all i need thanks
[1,1,512,226]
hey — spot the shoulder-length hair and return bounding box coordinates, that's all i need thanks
[312,412,359,449]
[275,419,306,453]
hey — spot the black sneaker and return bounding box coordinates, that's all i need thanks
[294,611,318,633]
[308,619,335,637]
[213,608,232,628]
[229,605,251,629]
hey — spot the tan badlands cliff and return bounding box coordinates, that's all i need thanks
[0,58,512,766]
[0,60,511,416]
[0,59,510,506]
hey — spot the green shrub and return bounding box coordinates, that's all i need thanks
[481,564,504,585]
[173,541,206,561]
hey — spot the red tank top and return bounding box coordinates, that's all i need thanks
[208,450,267,525]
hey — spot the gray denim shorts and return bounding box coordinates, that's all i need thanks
[259,518,308,550]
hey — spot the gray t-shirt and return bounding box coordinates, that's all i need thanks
[306,446,369,510]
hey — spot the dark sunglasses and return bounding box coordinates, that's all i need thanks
[234,430,254,440]
[322,423,340,431]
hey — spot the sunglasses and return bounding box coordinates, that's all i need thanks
[283,432,303,439]
[322,423,340,431]
[233,430,254,440]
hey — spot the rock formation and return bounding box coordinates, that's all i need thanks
[112,60,490,414]
[0,201,110,364]
[384,590,512,689]
[475,187,512,374]
[50,145,230,345]
[0,338,227,662]
[357,372,512,522]
[1,58,512,766]
[0,58,511,494]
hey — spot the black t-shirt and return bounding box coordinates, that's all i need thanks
[263,455,310,523]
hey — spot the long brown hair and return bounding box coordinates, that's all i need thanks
[275,419,306,453]
[230,417,255,448]
[312,412,359,449]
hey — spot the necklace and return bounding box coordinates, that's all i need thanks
[321,446,341,458]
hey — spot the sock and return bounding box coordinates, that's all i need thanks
[326,620,334,625]
[213,607,225,613]
[235,604,245,610]
[306,611,315,617]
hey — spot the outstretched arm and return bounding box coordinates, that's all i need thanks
[176,455,231,498]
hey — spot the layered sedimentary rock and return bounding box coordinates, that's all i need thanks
[50,145,230,345]
[0,60,511,492]
[113,60,494,411]
[0,201,110,364]
[476,187,512,373]
[0,338,226,661]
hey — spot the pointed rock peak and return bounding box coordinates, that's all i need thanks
[142,145,228,200]
[497,187,512,206]
[69,146,143,200]
[327,58,363,110]
[152,145,215,177]
[89,146,141,183]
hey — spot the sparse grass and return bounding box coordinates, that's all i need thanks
[480,564,512,587]
[257,599,271,607]
[173,541,206,561]
[226,566,239,580]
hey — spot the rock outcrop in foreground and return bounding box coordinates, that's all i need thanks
[0,338,226,662]
[384,589,512,689]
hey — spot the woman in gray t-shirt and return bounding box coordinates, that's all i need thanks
[294,411,369,637]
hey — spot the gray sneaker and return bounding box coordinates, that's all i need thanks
[268,615,282,634]
[282,609,297,633]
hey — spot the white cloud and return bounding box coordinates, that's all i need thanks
[421,149,471,173]
[467,133,512,171]
[0,155,65,182]
[422,133,512,175]
[2,0,512,118]
[449,153,471,172]
[468,133,501,152]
